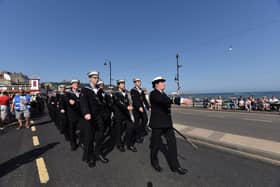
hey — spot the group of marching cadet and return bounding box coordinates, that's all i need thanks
[47,71,150,168]
[47,70,191,175]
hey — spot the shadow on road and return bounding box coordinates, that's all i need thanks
[33,120,53,127]
[0,142,59,178]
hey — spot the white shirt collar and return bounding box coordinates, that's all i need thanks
[135,86,142,93]
[156,88,164,94]
[119,89,126,96]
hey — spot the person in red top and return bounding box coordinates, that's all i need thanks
[0,91,11,130]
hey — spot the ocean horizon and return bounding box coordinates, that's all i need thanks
[180,91,280,99]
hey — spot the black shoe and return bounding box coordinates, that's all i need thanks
[71,145,78,151]
[117,145,125,152]
[127,146,137,152]
[88,161,96,168]
[171,167,188,175]
[151,164,162,172]
[97,155,109,164]
[136,138,144,144]
[79,143,85,149]
[142,130,148,136]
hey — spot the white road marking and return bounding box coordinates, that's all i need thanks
[207,115,225,118]
[243,118,273,123]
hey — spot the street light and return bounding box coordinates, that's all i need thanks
[104,60,112,86]
[174,53,182,94]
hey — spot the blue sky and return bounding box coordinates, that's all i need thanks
[0,0,280,93]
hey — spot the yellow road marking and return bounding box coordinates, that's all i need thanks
[32,136,40,146]
[31,126,36,132]
[36,157,49,184]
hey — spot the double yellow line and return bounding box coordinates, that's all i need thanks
[31,125,50,184]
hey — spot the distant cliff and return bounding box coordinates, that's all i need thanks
[0,71,29,85]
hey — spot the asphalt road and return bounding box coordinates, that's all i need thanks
[1,111,280,187]
[172,107,280,141]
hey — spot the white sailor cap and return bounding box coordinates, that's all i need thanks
[152,76,166,84]
[117,79,125,84]
[133,78,141,83]
[87,71,99,77]
[65,85,71,89]
[108,86,114,89]
[97,81,104,85]
[71,79,80,84]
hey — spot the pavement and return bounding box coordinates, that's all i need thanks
[172,106,280,166]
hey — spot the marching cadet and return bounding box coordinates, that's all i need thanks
[80,71,109,168]
[106,86,115,118]
[56,85,69,141]
[149,76,192,175]
[65,80,82,151]
[48,91,57,122]
[114,80,137,152]
[97,81,112,137]
[98,84,116,155]
[130,78,150,143]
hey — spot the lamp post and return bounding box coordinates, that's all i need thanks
[175,53,182,94]
[104,60,112,86]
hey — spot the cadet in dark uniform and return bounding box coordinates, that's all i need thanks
[106,86,115,121]
[80,71,109,168]
[97,81,112,137]
[56,85,69,141]
[114,80,137,152]
[149,76,192,175]
[66,80,82,151]
[130,78,150,143]
[48,91,57,122]
[101,85,116,155]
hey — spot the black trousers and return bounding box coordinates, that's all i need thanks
[94,118,105,157]
[82,117,108,162]
[133,110,148,139]
[48,104,56,122]
[150,128,180,169]
[102,112,112,138]
[81,119,95,162]
[114,119,134,147]
[68,118,80,149]
[57,113,69,140]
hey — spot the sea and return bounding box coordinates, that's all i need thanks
[181,91,280,100]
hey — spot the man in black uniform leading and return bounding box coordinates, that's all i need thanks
[149,76,192,175]
[80,71,109,168]
[130,78,150,143]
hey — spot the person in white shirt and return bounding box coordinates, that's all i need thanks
[269,96,279,103]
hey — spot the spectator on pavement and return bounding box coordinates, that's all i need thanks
[0,91,11,130]
[11,90,31,130]
[238,96,245,110]
[245,97,252,112]
[269,96,279,103]
[209,98,215,110]
[215,96,223,111]
[260,96,270,111]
